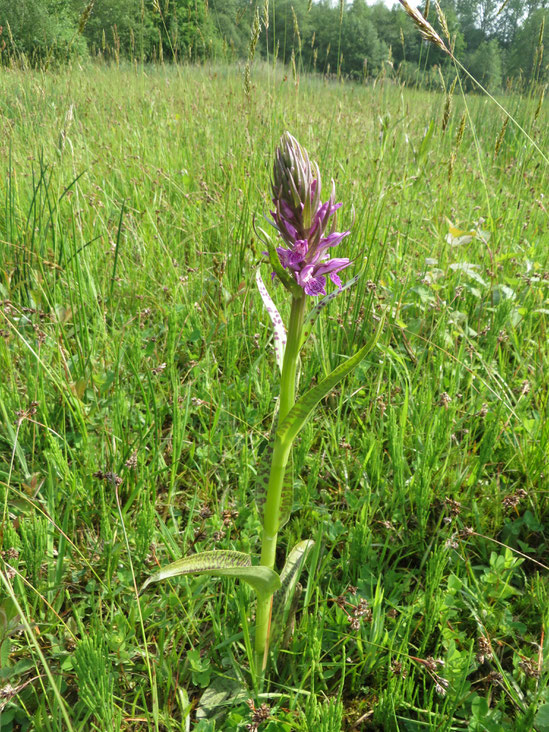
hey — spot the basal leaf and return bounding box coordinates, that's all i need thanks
[141,550,281,599]
[278,318,384,447]
[256,269,287,373]
[449,262,488,287]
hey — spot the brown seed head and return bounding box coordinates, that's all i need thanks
[398,0,449,54]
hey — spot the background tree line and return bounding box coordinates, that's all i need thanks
[0,0,547,90]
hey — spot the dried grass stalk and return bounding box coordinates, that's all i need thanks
[398,0,449,56]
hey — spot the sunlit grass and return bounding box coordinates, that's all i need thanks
[0,61,547,730]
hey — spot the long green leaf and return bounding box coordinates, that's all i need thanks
[272,540,314,623]
[141,550,281,599]
[270,540,314,650]
[277,319,384,447]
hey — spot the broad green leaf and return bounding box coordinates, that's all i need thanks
[196,676,248,721]
[299,273,362,351]
[141,550,281,599]
[256,268,286,373]
[278,319,384,447]
[445,232,474,247]
[535,703,549,731]
[255,412,294,529]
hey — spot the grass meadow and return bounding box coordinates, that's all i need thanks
[0,61,548,730]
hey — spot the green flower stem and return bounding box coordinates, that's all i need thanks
[255,293,306,678]
[278,294,307,424]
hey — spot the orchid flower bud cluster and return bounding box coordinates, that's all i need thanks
[271,132,352,296]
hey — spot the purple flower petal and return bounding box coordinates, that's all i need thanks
[320,230,350,249]
[303,276,326,296]
[310,201,330,234]
[314,258,352,277]
[295,263,315,287]
[288,239,308,267]
[280,200,295,219]
[277,247,292,268]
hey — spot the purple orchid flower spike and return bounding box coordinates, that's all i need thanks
[270,132,352,296]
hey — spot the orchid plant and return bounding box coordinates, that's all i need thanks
[143,133,382,687]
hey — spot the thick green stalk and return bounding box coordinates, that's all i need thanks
[255,293,306,678]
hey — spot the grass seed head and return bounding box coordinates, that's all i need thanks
[434,0,450,42]
[248,7,261,63]
[77,0,95,35]
[441,77,457,132]
[494,116,509,157]
[291,6,302,53]
[398,0,449,55]
[533,84,546,125]
[455,112,466,148]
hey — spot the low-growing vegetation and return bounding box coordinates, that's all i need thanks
[0,58,547,730]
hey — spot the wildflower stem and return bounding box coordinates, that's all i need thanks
[279,294,307,423]
[255,293,306,679]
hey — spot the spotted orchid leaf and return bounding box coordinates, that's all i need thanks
[271,540,314,643]
[256,269,287,373]
[141,550,281,600]
[255,412,294,529]
[278,317,384,447]
[299,273,362,351]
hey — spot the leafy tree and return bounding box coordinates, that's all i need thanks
[147,0,215,61]
[506,8,548,83]
[261,0,312,66]
[0,0,547,87]
[208,0,251,59]
[493,0,528,47]
[341,1,387,77]
[0,0,86,65]
[467,38,502,90]
[83,0,156,60]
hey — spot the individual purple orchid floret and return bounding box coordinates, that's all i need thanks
[270,132,351,296]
